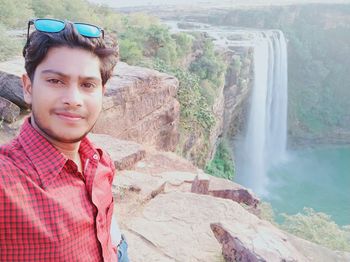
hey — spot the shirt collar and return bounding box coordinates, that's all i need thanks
[79,135,103,161]
[18,118,102,188]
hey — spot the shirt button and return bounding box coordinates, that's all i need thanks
[97,217,104,228]
[93,154,99,160]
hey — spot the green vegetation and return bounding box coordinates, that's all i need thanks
[281,208,350,252]
[116,22,226,166]
[190,42,226,86]
[153,59,217,166]
[205,140,235,180]
[259,203,350,252]
[258,201,277,224]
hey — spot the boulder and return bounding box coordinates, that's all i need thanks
[0,96,20,123]
[93,62,180,151]
[0,58,29,109]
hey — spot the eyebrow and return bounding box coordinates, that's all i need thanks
[41,69,101,82]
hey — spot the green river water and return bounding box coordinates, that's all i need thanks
[264,146,350,226]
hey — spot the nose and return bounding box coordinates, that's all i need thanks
[62,85,83,107]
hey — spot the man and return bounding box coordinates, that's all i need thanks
[0,18,128,261]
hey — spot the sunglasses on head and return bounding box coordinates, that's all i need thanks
[27,18,104,40]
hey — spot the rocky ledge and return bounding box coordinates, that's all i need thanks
[98,137,350,262]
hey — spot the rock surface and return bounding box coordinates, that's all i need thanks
[208,175,260,208]
[0,58,29,109]
[211,221,350,262]
[93,62,180,151]
[88,133,146,170]
[110,146,350,262]
[0,96,20,123]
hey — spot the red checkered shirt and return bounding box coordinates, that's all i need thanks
[0,119,117,261]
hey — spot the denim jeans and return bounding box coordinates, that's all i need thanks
[117,235,130,262]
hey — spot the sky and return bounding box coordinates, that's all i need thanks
[88,0,350,9]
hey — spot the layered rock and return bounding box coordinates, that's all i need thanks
[0,58,29,109]
[88,133,146,171]
[108,144,350,262]
[0,97,20,123]
[93,62,180,151]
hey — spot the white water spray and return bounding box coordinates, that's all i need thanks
[236,30,288,196]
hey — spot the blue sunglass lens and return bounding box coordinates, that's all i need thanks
[74,23,102,38]
[34,19,65,33]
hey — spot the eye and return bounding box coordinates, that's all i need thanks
[47,78,64,85]
[82,82,96,89]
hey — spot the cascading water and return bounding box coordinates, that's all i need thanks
[236,30,288,196]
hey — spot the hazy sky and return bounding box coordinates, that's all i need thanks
[88,0,350,9]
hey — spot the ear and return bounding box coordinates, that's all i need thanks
[22,74,33,105]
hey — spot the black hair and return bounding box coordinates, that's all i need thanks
[23,22,119,86]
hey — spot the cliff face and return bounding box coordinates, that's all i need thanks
[177,48,254,166]
[93,62,180,151]
[179,77,226,167]
[223,50,254,140]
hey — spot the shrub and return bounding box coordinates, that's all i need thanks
[119,39,143,65]
[205,140,235,180]
[281,208,350,252]
[0,24,22,61]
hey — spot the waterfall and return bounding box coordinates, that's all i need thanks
[236,31,288,196]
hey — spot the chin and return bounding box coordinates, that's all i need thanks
[56,134,88,143]
[42,127,91,144]
[52,129,91,143]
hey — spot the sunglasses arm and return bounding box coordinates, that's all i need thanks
[27,20,34,41]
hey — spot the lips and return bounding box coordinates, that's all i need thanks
[54,111,85,121]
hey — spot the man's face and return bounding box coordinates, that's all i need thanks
[22,46,104,144]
